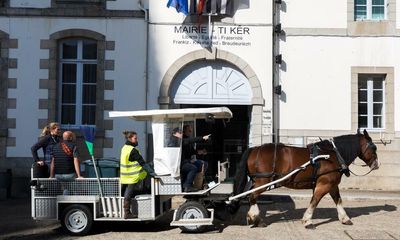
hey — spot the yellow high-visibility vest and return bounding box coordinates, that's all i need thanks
[120,145,147,184]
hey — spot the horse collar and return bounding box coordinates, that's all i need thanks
[330,139,350,177]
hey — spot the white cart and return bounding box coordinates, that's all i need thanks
[31,107,234,235]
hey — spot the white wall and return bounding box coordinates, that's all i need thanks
[280,36,399,131]
[146,24,272,110]
[280,0,347,28]
[2,17,147,159]
[233,1,272,25]
[103,20,148,158]
[6,18,52,157]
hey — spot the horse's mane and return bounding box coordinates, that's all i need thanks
[317,134,361,165]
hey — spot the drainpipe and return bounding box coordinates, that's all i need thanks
[138,0,151,158]
[272,0,281,143]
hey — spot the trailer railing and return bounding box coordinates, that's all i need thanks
[32,178,120,197]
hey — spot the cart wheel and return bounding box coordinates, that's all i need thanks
[61,204,93,236]
[176,201,209,233]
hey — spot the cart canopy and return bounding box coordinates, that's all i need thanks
[109,107,232,121]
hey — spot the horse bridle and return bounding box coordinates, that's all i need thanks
[350,139,378,176]
[359,139,377,164]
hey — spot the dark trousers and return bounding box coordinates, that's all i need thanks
[193,159,208,173]
[122,182,142,201]
[181,161,198,188]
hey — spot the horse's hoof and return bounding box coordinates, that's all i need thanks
[257,222,267,228]
[342,220,353,225]
[246,216,252,226]
[253,220,267,227]
[305,224,316,229]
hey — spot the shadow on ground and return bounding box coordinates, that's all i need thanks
[213,194,397,231]
[1,195,397,239]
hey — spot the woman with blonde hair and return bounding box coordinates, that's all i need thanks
[31,122,61,176]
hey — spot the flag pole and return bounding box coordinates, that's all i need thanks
[80,126,106,216]
[91,155,104,198]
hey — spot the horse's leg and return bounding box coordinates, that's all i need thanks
[247,190,267,227]
[301,184,329,229]
[329,185,353,225]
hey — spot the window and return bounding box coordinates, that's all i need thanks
[358,74,385,129]
[58,38,97,126]
[355,0,386,20]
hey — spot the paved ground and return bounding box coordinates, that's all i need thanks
[1,189,399,240]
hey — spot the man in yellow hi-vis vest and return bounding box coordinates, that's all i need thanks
[120,130,155,219]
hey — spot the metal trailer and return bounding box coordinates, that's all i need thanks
[31,107,236,235]
[31,170,232,235]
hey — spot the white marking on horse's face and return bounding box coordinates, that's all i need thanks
[370,159,380,170]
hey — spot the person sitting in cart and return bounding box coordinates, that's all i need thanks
[181,125,211,192]
[49,131,83,195]
[120,130,155,219]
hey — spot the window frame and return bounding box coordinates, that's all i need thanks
[355,0,387,21]
[58,38,98,128]
[358,74,386,131]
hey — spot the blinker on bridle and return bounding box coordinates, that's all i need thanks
[348,136,378,176]
[360,139,377,162]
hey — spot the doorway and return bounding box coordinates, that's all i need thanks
[181,104,250,180]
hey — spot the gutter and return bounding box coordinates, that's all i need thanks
[137,0,151,159]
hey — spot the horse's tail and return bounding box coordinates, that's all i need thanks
[228,147,252,214]
[233,147,251,195]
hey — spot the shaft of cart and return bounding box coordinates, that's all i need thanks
[227,154,330,202]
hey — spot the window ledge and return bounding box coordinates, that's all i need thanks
[348,20,395,36]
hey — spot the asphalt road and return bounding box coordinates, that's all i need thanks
[1,192,399,240]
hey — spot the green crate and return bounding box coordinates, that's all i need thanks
[83,158,120,178]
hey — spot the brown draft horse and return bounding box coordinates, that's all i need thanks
[232,129,379,229]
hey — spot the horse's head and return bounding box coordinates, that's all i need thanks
[358,129,379,170]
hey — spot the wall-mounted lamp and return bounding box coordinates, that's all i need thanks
[274,85,282,95]
[275,54,282,64]
[274,23,282,34]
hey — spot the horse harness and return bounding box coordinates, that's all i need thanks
[251,144,281,179]
[249,141,350,188]
[329,140,350,177]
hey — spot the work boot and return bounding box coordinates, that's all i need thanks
[123,199,137,219]
[183,185,198,192]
